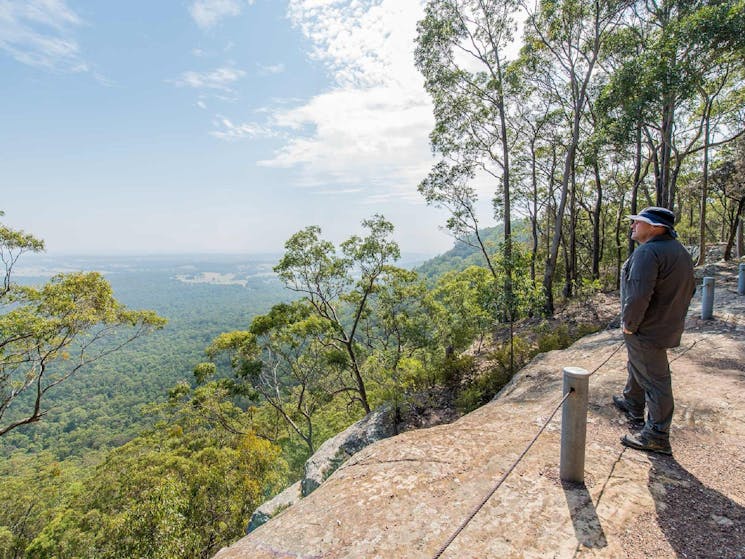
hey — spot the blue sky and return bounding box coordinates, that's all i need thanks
[1,0,465,256]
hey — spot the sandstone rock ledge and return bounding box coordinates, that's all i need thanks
[215,268,745,559]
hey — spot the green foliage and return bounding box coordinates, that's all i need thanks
[453,337,531,414]
[363,268,440,403]
[490,242,546,322]
[197,221,442,463]
[0,214,45,276]
[454,367,510,414]
[440,354,476,391]
[200,300,336,455]
[535,323,573,353]
[192,362,217,384]
[0,218,166,440]
[430,266,497,353]
[273,215,402,414]
[0,453,79,559]
[0,254,289,460]
[0,527,13,557]
[575,278,603,299]
[489,335,532,373]
[25,398,287,559]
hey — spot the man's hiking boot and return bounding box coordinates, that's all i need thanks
[612,395,644,423]
[621,432,672,455]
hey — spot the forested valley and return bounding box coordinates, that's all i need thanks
[2,0,744,556]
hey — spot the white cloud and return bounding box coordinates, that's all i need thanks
[0,0,87,71]
[189,0,255,29]
[171,66,246,91]
[255,0,434,199]
[286,0,424,89]
[210,116,275,141]
[259,85,433,195]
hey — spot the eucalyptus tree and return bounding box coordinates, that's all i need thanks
[710,136,745,260]
[600,1,690,211]
[518,0,627,313]
[0,214,165,437]
[688,45,745,262]
[273,215,400,414]
[360,266,441,414]
[415,0,520,285]
[599,0,745,216]
[198,301,332,455]
[577,95,631,286]
[430,265,498,355]
[510,92,564,285]
[0,453,76,559]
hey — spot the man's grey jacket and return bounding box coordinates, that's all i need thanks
[621,232,695,348]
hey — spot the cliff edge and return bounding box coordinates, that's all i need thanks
[215,261,745,559]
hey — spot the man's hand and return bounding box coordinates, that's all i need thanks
[621,323,633,335]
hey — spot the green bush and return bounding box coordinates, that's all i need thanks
[454,364,514,414]
[536,324,573,353]
[440,354,476,390]
[576,323,601,338]
[454,336,532,413]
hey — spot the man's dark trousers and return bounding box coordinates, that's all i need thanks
[623,333,674,439]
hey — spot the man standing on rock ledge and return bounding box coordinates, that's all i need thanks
[614,206,695,455]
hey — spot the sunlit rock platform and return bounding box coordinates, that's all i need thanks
[215,264,745,558]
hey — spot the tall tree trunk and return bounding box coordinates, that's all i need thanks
[629,124,643,256]
[688,202,694,228]
[561,232,570,298]
[496,58,514,318]
[566,172,577,297]
[543,146,561,313]
[592,159,603,280]
[530,138,539,285]
[543,114,580,314]
[538,0,604,315]
[614,194,626,289]
[657,96,675,208]
[696,101,712,266]
[724,197,745,260]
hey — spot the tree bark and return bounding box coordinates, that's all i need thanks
[592,159,603,280]
[696,99,712,266]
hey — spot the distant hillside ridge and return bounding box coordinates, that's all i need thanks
[416,219,536,281]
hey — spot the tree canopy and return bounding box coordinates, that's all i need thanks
[0,215,166,438]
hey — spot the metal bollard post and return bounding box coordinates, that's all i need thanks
[701,277,715,320]
[739,264,745,296]
[560,366,591,483]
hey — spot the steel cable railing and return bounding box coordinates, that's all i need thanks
[431,340,627,559]
[431,389,571,559]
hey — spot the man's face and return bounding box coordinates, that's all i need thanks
[630,220,662,244]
